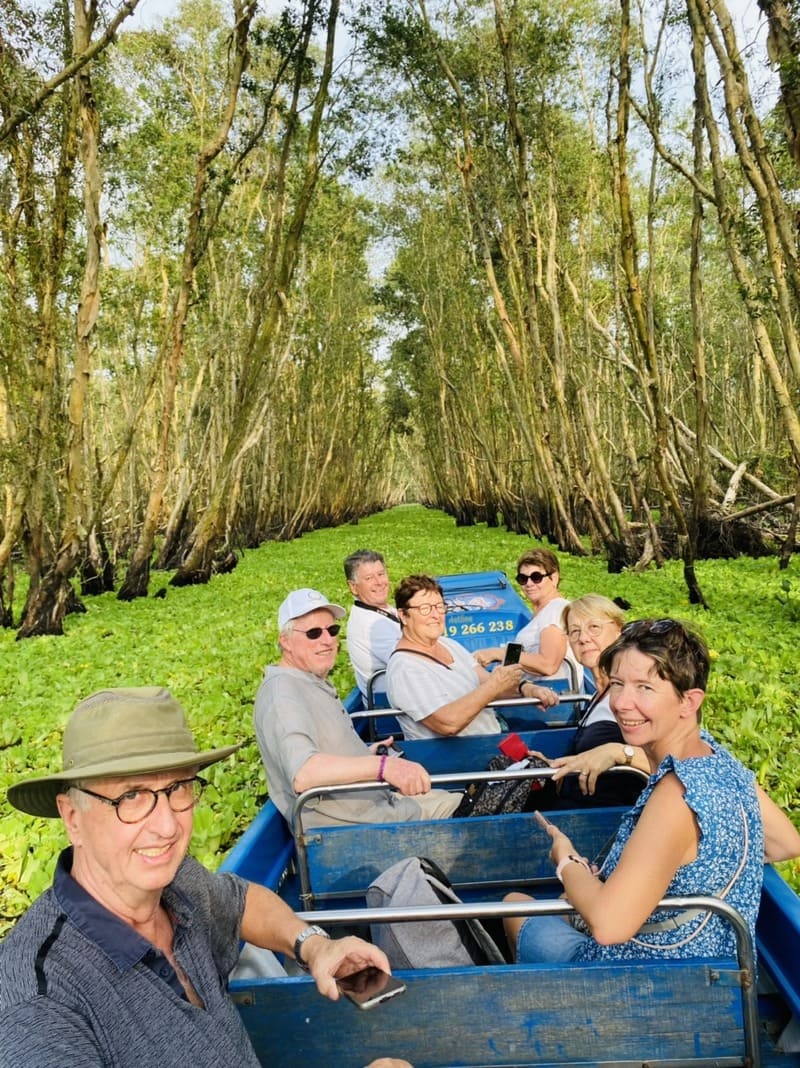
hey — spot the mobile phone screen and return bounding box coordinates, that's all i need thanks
[336,967,406,1010]
[503,642,523,666]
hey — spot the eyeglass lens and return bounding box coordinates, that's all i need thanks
[516,572,549,586]
[81,777,206,824]
[567,621,607,640]
[297,624,341,639]
[406,602,446,616]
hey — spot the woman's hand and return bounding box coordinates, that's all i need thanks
[474,647,503,668]
[526,684,559,708]
[549,746,618,794]
[533,810,577,867]
[487,663,524,696]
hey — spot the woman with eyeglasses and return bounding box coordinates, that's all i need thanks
[504,619,800,966]
[527,594,646,809]
[385,574,558,741]
[475,549,581,687]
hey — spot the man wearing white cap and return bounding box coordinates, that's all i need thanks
[254,588,460,828]
[0,687,393,1067]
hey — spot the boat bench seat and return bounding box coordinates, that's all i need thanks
[398,726,577,773]
[299,807,626,904]
[231,955,752,1068]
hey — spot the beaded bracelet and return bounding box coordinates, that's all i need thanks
[377,754,388,782]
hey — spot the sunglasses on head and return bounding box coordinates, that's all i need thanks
[620,618,676,637]
[295,623,341,640]
[516,571,551,586]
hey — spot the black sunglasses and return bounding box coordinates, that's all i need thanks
[515,571,551,586]
[295,623,341,640]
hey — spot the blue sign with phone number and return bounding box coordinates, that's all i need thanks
[445,612,525,652]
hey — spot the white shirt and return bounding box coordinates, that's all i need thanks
[386,637,502,741]
[516,596,583,687]
[346,602,402,697]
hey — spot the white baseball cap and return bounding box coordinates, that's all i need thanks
[278,588,345,630]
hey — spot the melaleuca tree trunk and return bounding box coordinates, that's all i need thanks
[17,0,103,637]
[171,0,341,586]
[117,0,258,601]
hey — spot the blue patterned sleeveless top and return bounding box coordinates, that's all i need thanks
[575,732,763,962]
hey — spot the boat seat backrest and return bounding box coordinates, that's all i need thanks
[301,807,625,901]
[232,956,747,1068]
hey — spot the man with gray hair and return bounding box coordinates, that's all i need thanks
[0,687,392,1067]
[253,588,460,828]
[344,549,401,701]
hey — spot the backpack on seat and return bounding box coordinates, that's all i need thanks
[365,856,507,969]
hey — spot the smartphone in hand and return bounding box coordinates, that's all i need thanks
[336,966,406,1010]
[503,642,523,666]
[376,743,405,758]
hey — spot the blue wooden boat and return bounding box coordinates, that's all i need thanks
[222,571,800,1067]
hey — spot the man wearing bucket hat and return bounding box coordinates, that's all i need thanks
[254,588,460,828]
[0,687,393,1067]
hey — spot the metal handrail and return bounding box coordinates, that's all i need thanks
[349,691,593,722]
[292,765,650,904]
[365,670,387,711]
[292,895,759,1067]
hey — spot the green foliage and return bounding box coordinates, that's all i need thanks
[1,506,798,931]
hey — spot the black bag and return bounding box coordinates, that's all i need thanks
[452,753,550,818]
[366,856,507,968]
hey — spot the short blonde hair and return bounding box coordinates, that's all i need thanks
[563,594,625,631]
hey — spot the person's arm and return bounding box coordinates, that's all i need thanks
[518,624,567,677]
[419,662,523,736]
[550,742,649,795]
[294,752,431,797]
[757,784,800,862]
[240,883,391,1000]
[473,646,504,667]
[536,773,699,944]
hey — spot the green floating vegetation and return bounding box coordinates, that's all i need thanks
[0,505,797,932]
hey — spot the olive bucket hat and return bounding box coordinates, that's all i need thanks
[7,687,241,819]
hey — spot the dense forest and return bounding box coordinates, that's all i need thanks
[2,0,800,637]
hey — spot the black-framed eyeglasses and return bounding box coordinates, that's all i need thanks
[76,776,207,824]
[404,601,447,616]
[295,623,341,640]
[621,618,676,637]
[516,571,551,586]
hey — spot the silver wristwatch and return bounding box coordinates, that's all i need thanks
[293,924,330,971]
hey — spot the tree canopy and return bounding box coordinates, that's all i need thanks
[2,0,800,633]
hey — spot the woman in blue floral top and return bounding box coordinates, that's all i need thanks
[505,619,797,964]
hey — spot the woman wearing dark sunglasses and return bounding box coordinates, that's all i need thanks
[504,619,800,966]
[475,549,581,687]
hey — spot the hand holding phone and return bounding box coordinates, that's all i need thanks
[503,642,523,666]
[376,742,404,758]
[336,966,406,1010]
